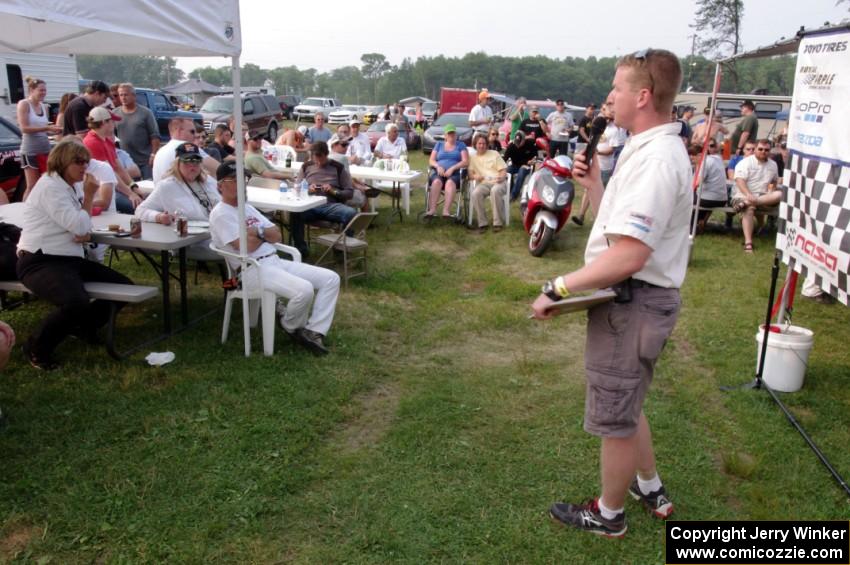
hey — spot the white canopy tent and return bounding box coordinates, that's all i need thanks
[0,0,261,354]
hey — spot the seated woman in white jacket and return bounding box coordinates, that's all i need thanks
[135,142,221,261]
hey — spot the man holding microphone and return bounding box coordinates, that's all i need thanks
[530,49,692,537]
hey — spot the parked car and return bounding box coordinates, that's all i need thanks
[365,120,420,151]
[421,112,473,154]
[200,92,283,141]
[292,97,341,121]
[134,87,204,141]
[328,105,369,124]
[361,105,385,125]
[277,94,301,119]
[0,116,24,202]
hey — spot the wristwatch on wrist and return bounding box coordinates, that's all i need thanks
[541,280,563,302]
[256,224,266,241]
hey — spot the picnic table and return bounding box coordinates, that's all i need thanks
[0,203,210,334]
[272,162,421,219]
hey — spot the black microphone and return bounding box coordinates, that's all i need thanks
[583,116,609,167]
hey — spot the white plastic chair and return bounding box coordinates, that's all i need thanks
[467,174,511,227]
[209,241,302,357]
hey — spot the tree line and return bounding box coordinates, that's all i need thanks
[77,51,796,106]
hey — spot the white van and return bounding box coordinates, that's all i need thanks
[0,52,79,122]
[675,92,792,142]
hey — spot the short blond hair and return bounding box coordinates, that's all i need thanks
[616,49,682,114]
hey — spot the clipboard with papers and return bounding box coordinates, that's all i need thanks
[539,289,617,316]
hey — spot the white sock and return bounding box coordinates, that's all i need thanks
[637,473,663,495]
[597,498,623,520]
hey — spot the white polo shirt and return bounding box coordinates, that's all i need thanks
[375,136,407,159]
[469,104,493,132]
[584,122,692,288]
[733,154,778,197]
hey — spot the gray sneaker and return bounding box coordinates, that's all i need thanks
[296,328,329,356]
[628,479,674,519]
[549,498,626,538]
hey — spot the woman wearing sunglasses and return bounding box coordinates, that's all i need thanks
[16,140,133,370]
[135,142,221,261]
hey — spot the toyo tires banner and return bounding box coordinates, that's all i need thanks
[778,29,850,306]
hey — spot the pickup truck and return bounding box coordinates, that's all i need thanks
[293,97,342,121]
[134,88,204,141]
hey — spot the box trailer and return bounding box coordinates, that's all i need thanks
[0,52,79,122]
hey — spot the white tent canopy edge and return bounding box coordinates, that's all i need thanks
[0,1,258,352]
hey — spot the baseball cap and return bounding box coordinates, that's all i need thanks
[349,119,361,126]
[297,125,308,135]
[529,105,540,112]
[478,90,490,101]
[175,142,202,161]
[88,106,114,123]
[216,161,248,181]
[443,123,457,134]
[244,131,264,141]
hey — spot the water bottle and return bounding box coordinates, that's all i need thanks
[298,179,308,199]
[279,181,289,195]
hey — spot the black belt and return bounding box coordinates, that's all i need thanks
[628,278,664,289]
[236,252,276,274]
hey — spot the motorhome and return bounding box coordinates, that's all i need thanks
[0,52,79,122]
[675,91,792,143]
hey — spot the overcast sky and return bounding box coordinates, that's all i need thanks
[176,0,849,74]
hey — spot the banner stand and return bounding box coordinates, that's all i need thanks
[722,251,850,497]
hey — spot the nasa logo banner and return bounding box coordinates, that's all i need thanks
[778,29,850,305]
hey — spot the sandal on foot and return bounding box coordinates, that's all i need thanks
[743,242,754,253]
[733,200,748,213]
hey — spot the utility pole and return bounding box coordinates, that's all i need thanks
[687,34,697,91]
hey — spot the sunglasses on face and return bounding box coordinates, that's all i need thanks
[756,148,770,152]
[180,157,203,164]
[74,158,90,166]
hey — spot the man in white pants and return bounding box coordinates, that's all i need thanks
[209,162,340,355]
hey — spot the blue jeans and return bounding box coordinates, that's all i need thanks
[507,164,530,201]
[115,192,135,214]
[291,202,357,256]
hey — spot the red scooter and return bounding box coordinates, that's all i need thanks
[520,156,575,257]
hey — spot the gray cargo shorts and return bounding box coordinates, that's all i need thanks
[583,286,680,438]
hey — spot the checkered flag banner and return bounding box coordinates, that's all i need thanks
[777,153,850,305]
[777,29,850,306]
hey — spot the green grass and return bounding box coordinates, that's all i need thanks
[1,160,849,563]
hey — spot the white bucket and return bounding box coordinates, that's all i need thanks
[754,325,814,392]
